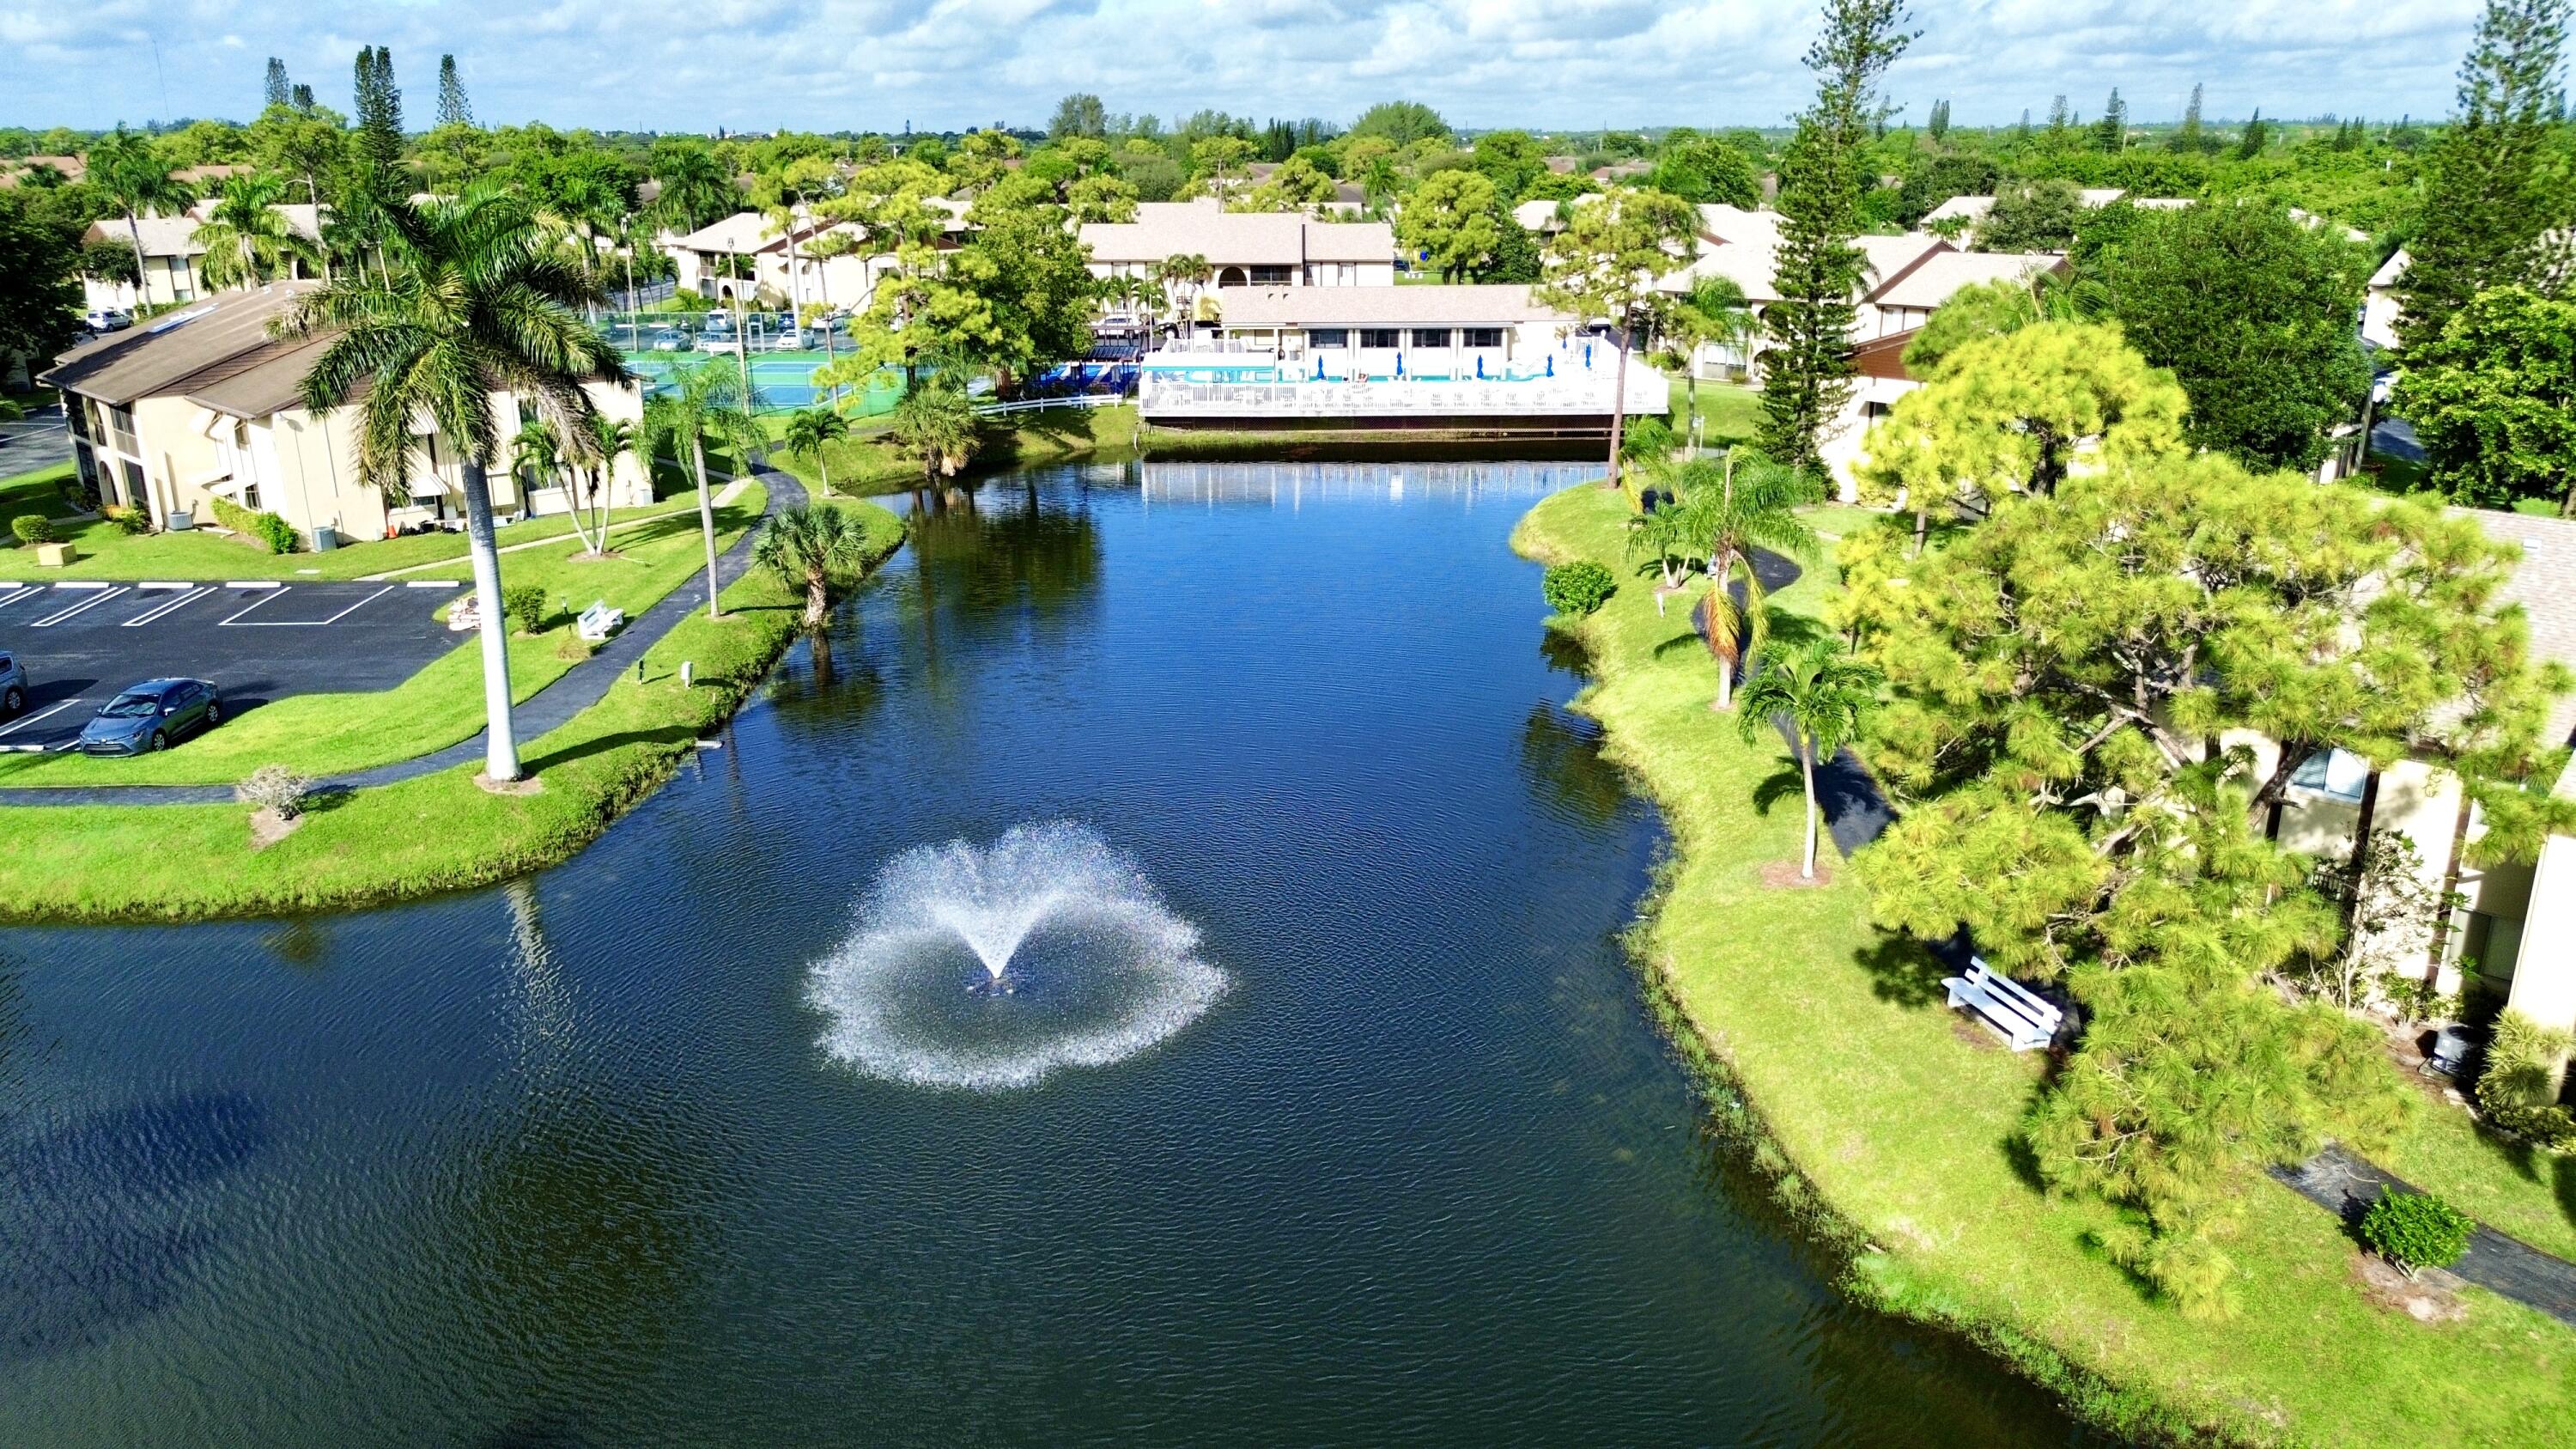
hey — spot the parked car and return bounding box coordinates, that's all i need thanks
[76,678,222,754]
[0,649,24,716]
[82,307,133,333]
[649,328,687,352]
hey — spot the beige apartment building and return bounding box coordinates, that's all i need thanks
[43,283,650,548]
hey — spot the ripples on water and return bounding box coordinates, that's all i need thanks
[0,463,2086,1446]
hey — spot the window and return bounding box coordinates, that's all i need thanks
[241,483,262,510]
[1412,328,1453,347]
[1249,265,1292,284]
[166,255,194,302]
[100,403,138,457]
[1463,328,1504,348]
[1358,328,1400,349]
[1309,328,1350,348]
[2288,747,2371,803]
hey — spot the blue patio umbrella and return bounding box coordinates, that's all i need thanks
[1396,352,1405,378]
[1315,356,1326,380]
[1476,356,1485,380]
[1583,342,1593,368]
[1545,355,1554,377]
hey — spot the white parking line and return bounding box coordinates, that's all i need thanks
[0,697,84,740]
[137,580,196,591]
[406,579,463,588]
[222,584,398,627]
[52,581,111,591]
[32,586,131,626]
[0,587,44,612]
[218,586,292,624]
[123,585,216,626]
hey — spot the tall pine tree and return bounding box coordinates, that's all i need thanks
[2171,82,2205,152]
[1927,98,1950,140]
[436,54,472,129]
[2093,88,2128,149]
[264,58,290,111]
[2233,107,2269,158]
[1758,0,1916,472]
[2394,0,2573,350]
[352,46,404,173]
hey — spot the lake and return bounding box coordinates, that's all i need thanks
[0,461,2083,1446]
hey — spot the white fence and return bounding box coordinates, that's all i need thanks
[1137,374,1668,421]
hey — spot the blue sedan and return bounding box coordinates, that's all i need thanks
[77,678,222,755]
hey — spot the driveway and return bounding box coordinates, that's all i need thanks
[0,578,465,751]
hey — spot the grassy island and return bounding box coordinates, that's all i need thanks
[1513,483,2573,1447]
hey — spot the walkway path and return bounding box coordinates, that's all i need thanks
[0,468,801,807]
[2272,1144,2576,1328]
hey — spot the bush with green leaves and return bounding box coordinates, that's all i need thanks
[252,511,299,554]
[2359,1186,2475,1276]
[11,514,58,546]
[502,584,549,636]
[109,507,152,536]
[1542,559,1617,617]
[2475,1010,2576,1151]
[234,764,314,821]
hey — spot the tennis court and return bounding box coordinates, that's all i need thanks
[624,352,906,416]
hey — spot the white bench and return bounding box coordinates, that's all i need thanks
[576,600,624,642]
[1942,959,2063,1051]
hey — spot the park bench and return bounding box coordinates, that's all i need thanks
[1941,959,2063,1052]
[577,600,624,642]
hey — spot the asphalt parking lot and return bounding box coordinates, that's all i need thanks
[0,578,467,751]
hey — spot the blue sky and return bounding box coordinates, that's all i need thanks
[0,0,2490,134]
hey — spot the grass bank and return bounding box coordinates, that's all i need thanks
[0,489,769,788]
[0,499,902,922]
[1512,483,2575,1448]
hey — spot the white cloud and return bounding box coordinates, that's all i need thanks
[0,0,2489,131]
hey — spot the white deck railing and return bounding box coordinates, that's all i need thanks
[1137,374,1668,419]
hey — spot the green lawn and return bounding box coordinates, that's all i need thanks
[0,498,903,922]
[1,459,86,521]
[767,403,1145,496]
[0,458,705,584]
[0,488,769,787]
[1662,376,1763,447]
[1514,484,2576,1447]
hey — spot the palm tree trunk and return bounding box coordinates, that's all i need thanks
[1801,740,1820,879]
[692,437,724,620]
[1604,318,1631,494]
[805,571,828,628]
[125,212,149,309]
[559,467,601,554]
[1709,556,1737,711]
[461,460,523,782]
[594,462,614,550]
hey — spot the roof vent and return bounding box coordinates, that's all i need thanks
[145,303,219,335]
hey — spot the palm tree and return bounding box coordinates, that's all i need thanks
[583,413,636,555]
[274,185,628,783]
[1623,496,1702,613]
[641,356,764,619]
[890,384,978,489]
[192,174,318,290]
[781,406,850,493]
[1676,447,1820,711]
[512,419,595,554]
[1655,275,1753,446]
[752,503,873,628]
[801,228,859,400]
[1735,636,1883,880]
[89,125,194,307]
[1154,253,1212,338]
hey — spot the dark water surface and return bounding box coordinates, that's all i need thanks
[0,463,2084,1446]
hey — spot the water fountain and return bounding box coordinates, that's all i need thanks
[807,823,1224,1089]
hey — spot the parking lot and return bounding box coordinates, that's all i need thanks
[0,578,467,751]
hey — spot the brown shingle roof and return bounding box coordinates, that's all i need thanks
[39,283,318,408]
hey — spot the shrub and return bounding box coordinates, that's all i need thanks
[108,506,152,536]
[2359,1187,2475,1276]
[503,584,549,635]
[234,764,314,820]
[252,511,299,554]
[2475,1010,2576,1150]
[1542,559,1616,617]
[11,514,58,546]
[210,495,299,553]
